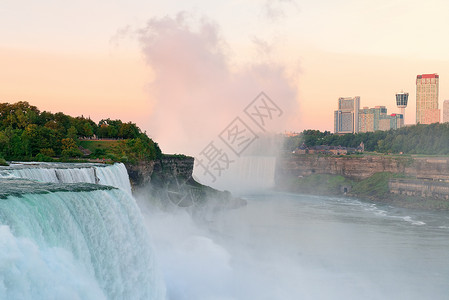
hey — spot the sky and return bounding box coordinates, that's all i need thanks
[2,0,449,154]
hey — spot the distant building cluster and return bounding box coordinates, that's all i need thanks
[334,96,403,134]
[359,106,403,132]
[334,73,449,134]
[294,142,365,155]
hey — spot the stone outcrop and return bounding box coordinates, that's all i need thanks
[125,156,245,208]
[151,156,195,186]
[125,156,194,190]
[125,160,156,188]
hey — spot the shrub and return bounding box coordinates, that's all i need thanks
[0,157,8,166]
[35,153,54,162]
[40,148,55,157]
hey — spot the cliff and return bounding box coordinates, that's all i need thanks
[276,154,449,181]
[125,156,244,208]
[276,154,449,210]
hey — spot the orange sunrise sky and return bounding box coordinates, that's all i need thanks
[2,0,449,154]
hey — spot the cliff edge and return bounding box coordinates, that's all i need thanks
[125,155,245,209]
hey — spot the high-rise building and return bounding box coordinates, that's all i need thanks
[334,96,360,134]
[359,106,387,132]
[396,91,408,123]
[359,106,403,132]
[443,100,449,123]
[416,73,440,124]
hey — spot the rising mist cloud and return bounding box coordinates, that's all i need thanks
[136,12,299,155]
[263,0,299,22]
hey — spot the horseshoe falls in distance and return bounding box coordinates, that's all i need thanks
[0,163,165,300]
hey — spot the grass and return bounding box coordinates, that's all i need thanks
[79,140,120,152]
[351,172,406,198]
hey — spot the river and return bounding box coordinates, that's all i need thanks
[144,192,449,300]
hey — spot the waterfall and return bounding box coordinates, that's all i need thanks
[0,181,165,300]
[196,156,277,193]
[0,163,132,194]
[95,163,132,194]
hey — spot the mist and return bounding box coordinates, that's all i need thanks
[135,13,300,156]
[135,190,449,300]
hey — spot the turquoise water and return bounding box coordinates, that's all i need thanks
[0,164,164,300]
[0,187,165,300]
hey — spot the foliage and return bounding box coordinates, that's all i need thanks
[40,148,55,157]
[0,101,162,162]
[285,123,449,155]
[112,134,161,163]
[35,153,54,162]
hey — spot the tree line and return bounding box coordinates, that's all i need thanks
[285,123,449,155]
[0,101,161,162]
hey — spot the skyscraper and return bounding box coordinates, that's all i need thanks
[416,73,440,124]
[443,100,449,123]
[334,96,360,134]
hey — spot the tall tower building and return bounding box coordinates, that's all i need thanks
[334,96,360,134]
[396,91,408,123]
[416,73,440,124]
[443,100,449,123]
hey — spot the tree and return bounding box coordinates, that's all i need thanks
[61,138,83,158]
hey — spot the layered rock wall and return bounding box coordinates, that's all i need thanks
[125,156,194,190]
[390,179,449,200]
[276,154,449,181]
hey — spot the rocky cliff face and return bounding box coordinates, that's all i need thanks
[125,156,244,208]
[276,155,407,180]
[276,154,449,181]
[125,156,194,190]
[125,160,156,188]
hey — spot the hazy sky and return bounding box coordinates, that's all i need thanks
[2,0,449,153]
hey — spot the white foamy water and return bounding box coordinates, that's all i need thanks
[0,162,131,194]
[0,188,165,300]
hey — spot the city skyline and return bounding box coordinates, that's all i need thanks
[1,0,449,153]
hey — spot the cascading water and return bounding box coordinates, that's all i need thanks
[196,156,277,193]
[0,165,165,300]
[194,134,281,194]
[0,162,132,194]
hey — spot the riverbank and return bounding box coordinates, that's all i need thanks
[275,153,449,211]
